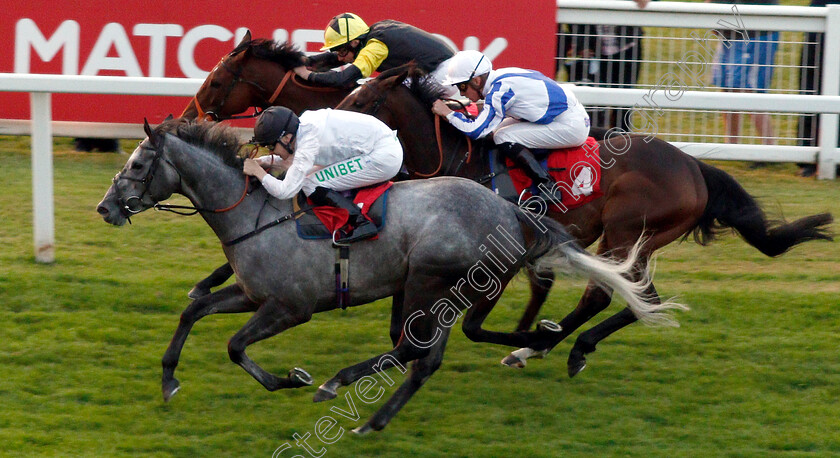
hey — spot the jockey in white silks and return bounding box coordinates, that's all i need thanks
[242,106,402,243]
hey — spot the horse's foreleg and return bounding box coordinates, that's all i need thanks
[188,262,234,299]
[389,291,405,347]
[226,299,314,391]
[313,273,447,404]
[162,284,257,401]
[353,328,452,435]
[515,267,555,331]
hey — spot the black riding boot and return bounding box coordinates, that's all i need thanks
[309,187,378,243]
[498,142,561,201]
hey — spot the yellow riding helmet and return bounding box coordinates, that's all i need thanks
[321,13,370,51]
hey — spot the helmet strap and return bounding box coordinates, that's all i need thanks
[275,112,297,154]
[468,74,486,95]
[278,135,295,155]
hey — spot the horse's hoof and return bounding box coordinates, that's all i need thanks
[313,384,338,403]
[537,319,562,333]
[568,359,586,378]
[501,353,526,369]
[352,423,373,435]
[162,378,181,402]
[187,286,210,300]
[290,367,313,387]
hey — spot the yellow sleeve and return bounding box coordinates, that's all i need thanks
[352,39,389,77]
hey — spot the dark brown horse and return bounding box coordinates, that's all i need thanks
[335,64,834,376]
[180,32,352,297]
[180,31,350,121]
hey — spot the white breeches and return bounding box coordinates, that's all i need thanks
[301,134,403,195]
[493,99,591,149]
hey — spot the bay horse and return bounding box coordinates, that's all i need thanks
[180,31,350,122]
[95,118,684,433]
[334,64,834,376]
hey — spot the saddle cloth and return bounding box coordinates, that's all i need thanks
[504,136,603,211]
[294,181,393,240]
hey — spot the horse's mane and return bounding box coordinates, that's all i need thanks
[232,39,306,70]
[155,118,245,169]
[376,64,448,108]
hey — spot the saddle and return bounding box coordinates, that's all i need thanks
[489,137,604,211]
[293,182,392,240]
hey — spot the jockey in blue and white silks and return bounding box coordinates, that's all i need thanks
[432,50,591,200]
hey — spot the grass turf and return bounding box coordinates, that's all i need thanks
[1,136,839,457]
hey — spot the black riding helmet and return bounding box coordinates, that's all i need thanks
[252,106,300,152]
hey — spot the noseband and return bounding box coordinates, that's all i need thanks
[112,142,254,218]
[111,145,172,219]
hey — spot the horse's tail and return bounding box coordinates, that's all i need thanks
[689,160,833,256]
[513,208,687,327]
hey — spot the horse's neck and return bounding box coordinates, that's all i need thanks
[281,73,351,113]
[397,108,486,179]
[165,140,290,241]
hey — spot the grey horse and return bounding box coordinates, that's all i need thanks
[96,118,685,433]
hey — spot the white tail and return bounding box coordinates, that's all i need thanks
[534,237,688,327]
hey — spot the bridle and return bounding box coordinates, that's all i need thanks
[112,144,172,219]
[112,141,253,220]
[184,49,348,122]
[112,136,310,247]
[184,52,269,122]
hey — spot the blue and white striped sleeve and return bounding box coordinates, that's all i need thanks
[445,82,513,140]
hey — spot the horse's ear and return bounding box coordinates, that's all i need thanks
[382,70,410,89]
[144,118,161,149]
[164,114,174,122]
[237,30,251,47]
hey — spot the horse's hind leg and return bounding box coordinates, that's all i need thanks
[353,328,452,435]
[188,262,234,299]
[227,299,315,391]
[515,266,555,332]
[568,281,657,377]
[461,279,561,351]
[313,273,450,403]
[162,283,258,401]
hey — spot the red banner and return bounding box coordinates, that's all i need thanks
[2,1,555,125]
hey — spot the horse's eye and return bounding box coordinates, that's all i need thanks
[131,162,143,170]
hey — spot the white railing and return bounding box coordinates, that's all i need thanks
[556,0,840,179]
[3,1,840,261]
[0,75,202,262]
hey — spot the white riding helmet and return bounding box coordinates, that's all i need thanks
[439,50,493,86]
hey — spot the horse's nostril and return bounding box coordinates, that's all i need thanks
[97,205,109,216]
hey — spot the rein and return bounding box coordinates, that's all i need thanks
[358,84,472,178]
[186,67,344,122]
[413,114,473,178]
[267,71,293,104]
[115,144,258,218]
[221,206,309,247]
[154,144,259,215]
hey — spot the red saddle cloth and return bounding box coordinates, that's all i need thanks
[507,136,603,211]
[309,181,393,238]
